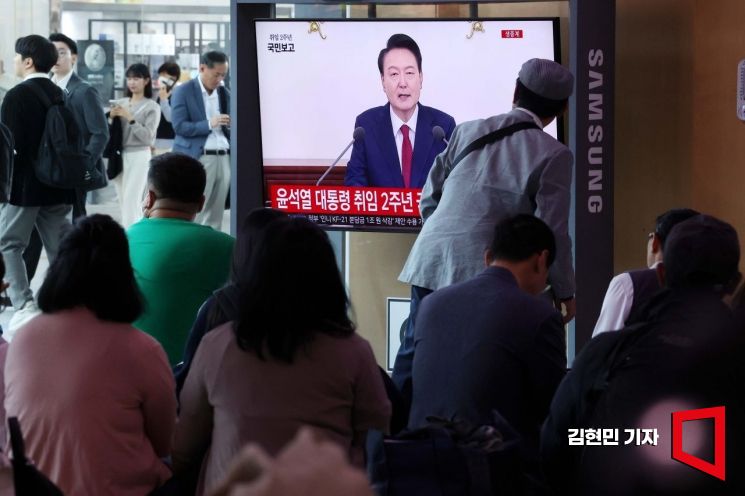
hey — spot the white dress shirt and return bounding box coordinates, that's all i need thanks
[592,262,661,338]
[390,104,419,172]
[198,76,229,151]
[514,106,545,129]
[24,73,49,81]
[51,71,73,92]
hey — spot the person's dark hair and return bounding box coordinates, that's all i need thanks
[125,63,153,98]
[663,214,740,292]
[514,79,567,119]
[48,33,77,55]
[202,209,287,331]
[377,34,422,75]
[654,208,700,248]
[148,152,206,203]
[37,215,143,322]
[489,214,557,267]
[201,51,228,68]
[15,35,58,74]
[233,217,354,363]
[157,61,181,80]
[230,208,287,283]
[0,252,5,281]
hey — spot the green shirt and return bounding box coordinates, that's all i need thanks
[128,218,234,365]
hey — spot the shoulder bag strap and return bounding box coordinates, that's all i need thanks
[8,417,28,465]
[217,85,228,114]
[580,320,657,425]
[24,80,55,110]
[451,121,540,169]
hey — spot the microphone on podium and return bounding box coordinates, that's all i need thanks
[432,125,449,146]
[316,127,365,186]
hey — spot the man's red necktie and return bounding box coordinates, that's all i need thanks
[401,124,412,188]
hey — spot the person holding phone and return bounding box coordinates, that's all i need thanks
[109,63,160,228]
[171,51,231,231]
[154,61,181,153]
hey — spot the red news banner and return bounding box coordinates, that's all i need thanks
[270,185,423,228]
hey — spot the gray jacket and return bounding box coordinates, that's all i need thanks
[399,108,575,299]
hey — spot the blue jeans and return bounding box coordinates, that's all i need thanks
[391,285,433,406]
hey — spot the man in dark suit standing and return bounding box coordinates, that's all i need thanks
[344,34,455,188]
[0,35,75,330]
[171,51,230,231]
[21,33,111,286]
[48,33,109,218]
[408,214,566,485]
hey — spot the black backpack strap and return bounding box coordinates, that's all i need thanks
[24,80,55,110]
[451,121,539,169]
[217,86,228,114]
[580,320,656,424]
[217,86,230,141]
[8,417,28,465]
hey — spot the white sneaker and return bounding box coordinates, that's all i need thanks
[6,301,41,341]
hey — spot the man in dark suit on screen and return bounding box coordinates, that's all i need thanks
[344,34,455,189]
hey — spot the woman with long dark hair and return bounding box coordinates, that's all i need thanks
[109,63,160,227]
[4,215,176,495]
[174,207,286,394]
[173,217,390,495]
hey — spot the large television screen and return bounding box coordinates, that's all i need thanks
[256,18,560,230]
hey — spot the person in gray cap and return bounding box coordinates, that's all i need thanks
[542,214,745,495]
[392,58,576,401]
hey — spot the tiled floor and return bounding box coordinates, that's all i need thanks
[0,184,231,339]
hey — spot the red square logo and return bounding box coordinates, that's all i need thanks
[672,406,726,480]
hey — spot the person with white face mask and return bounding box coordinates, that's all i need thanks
[153,61,181,153]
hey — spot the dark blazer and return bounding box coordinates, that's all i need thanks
[0,78,74,206]
[344,103,455,188]
[66,72,109,189]
[103,115,123,180]
[170,78,230,159]
[542,288,745,495]
[409,266,566,463]
[156,97,175,140]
